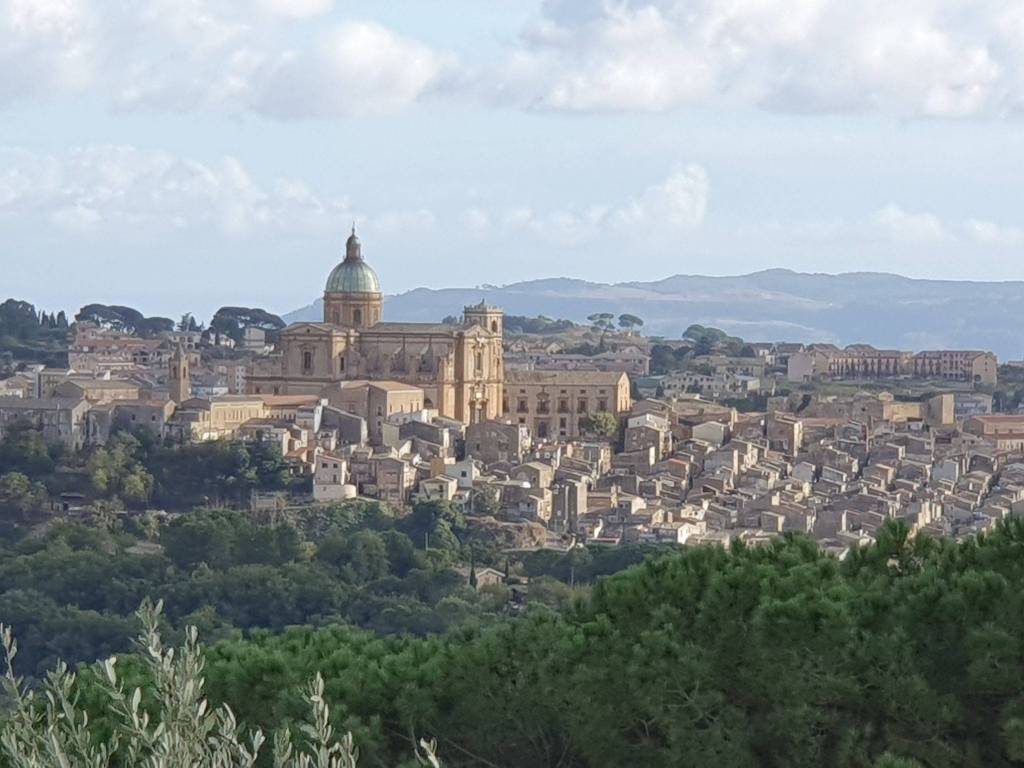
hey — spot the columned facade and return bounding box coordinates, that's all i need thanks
[248,234,504,422]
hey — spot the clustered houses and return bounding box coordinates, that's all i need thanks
[0,235,1014,549]
[433,388,1024,557]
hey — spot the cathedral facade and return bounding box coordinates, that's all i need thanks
[248,231,504,424]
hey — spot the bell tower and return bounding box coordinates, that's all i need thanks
[463,301,503,336]
[169,342,190,403]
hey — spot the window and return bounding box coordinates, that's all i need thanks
[353,308,363,325]
[517,398,529,413]
[558,399,568,413]
[475,352,483,374]
[598,399,607,411]
[491,320,498,332]
[339,357,345,372]
[577,399,588,414]
[303,351,313,373]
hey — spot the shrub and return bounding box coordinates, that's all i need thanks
[0,601,440,767]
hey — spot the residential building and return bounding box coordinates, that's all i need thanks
[504,370,631,439]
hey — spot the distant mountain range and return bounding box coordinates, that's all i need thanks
[283,269,1024,360]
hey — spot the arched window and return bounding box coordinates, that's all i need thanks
[353,308,363,326]
[491,320,498,332]
[303,351,313,373]
[333,310,340,324]
[475,352,483,374]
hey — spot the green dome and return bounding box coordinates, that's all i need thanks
[326,260,381,294]
[325,230,381,294]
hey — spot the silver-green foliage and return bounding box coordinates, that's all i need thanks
[0,601,440,768]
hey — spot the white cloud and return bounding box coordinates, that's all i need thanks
[257,0,333,19]
[965,218,1024,246]
[874,204,952,243]
[611,165,708,230]
[0,1,452,117]
[503,0,1023,117]
[5,0,1024,119]
[255,22,454,118]
[0,144,368,237]
[0,146,709,248]
[461,165,709,246]
[0,0,97,101]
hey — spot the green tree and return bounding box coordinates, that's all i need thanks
[617,313,644,333]
[0,471,47,517]
[579,411,618,438]
[0,602,442,767]
[0,421,57,476]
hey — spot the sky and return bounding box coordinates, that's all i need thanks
[3,0,1024,321]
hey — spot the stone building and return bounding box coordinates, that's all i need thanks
[248,230,504,424]
[0,397,91,450]
[53,378,141,404]
[504,370,631,439]
[788,345,997,385]
[167,395,267,442]
[465,419,532,465]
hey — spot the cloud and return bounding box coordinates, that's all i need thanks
[0,146,709,253]
[502,0,1023,117]
[611,165,708,229]
[254,22,454,118]
[460,165,709,246]
[5,0,1024,119]
[965,218,1024,246]
[0,0,97,101]
[874,204,952,243]
[0,144,361,237]
[0,1,452,117]
[256,0,334,19]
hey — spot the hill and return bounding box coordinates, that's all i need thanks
[284,269,1024,359]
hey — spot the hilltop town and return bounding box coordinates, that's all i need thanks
[3,233,1024,562]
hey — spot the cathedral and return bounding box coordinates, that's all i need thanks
[248,230,504,424]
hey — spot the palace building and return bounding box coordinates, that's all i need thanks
[248,230,504,424]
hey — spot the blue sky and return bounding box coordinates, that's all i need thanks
[3,0,1024,320]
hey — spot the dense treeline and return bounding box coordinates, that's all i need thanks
[0,503,506,678]
[44,521,1024,768]
[0,299,69,367]
[0,427,296,514]
[0,497,614,679]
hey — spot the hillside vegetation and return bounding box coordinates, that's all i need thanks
[6,521,1024,767]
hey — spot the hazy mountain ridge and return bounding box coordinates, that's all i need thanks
[284,269,1024,360]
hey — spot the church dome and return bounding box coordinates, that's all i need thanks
[325,228,381,294]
